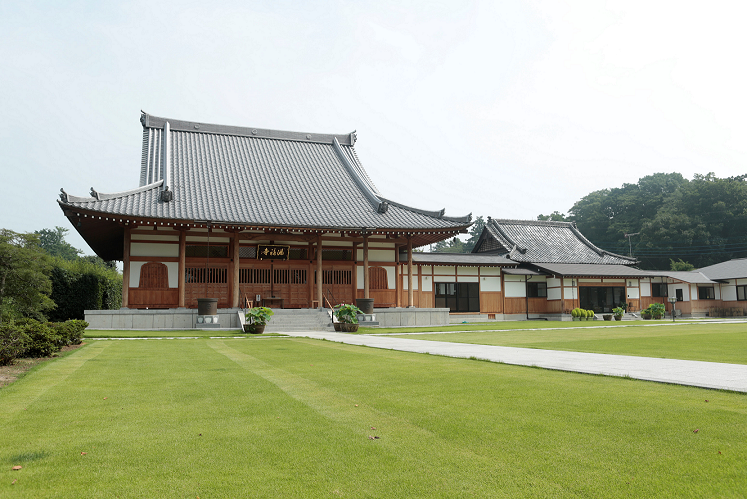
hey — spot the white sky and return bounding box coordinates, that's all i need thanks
[2,0,746,255]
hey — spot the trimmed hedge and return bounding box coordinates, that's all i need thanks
[48,259,122,321]
[0,319,88,365]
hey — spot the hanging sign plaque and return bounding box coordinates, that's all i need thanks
[257,244,290,260]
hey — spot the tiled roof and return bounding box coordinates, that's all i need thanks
[59,113,471,232]
[697,258,747,280]
[660,271,716,284]
[475,219,635,265]
[533,263,655,277]
[410,252,514,266]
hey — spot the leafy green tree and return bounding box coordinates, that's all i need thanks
[431,237,467,253]
[464,216,485,252]
[0,229,55,322]
[670,259,695,271]
[35,227,82,260]
[537,211,567,222]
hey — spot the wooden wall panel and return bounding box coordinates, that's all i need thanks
[479,292,502,313]
[357,289,397,308]
[504,298,561,315]
[128,288,178,309]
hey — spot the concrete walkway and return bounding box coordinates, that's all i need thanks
[283,331,747,393]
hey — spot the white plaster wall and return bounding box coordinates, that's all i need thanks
[480,277,501,292]
[457,267,478,275]
[129,262,143,287]
[368,249,395,262]
[547,278,561,287]
[480,267,501,276]
[720,284,736,301]
[669,283,690,301]
[458,276,478,283]
[627,288,640,299]
[640,282,651,297]
[579,278,601,283]
[626,279,638,287]
[131,234,179,242]
[357,266,364,290]
[715,286,721,300]
[547,288,562,300]
[421,265,432,274]
[564,288,577,300]
[434,266,454,275]
[505,281,526,298]
[737,279,747,285]
[403,276,418,290]
[435,275,456,283]
[690,284,698,300]
[186,236,230,243]
[563,278,575,287]
[421,275,433,292]
[384,266,396,289]
[130,242,179,258]
[165,262,179,288]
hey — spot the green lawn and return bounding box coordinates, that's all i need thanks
[385,322,747,364]
[1,338,745,497]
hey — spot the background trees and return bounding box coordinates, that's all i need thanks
[0,229,55,322]
[548,172,747,269]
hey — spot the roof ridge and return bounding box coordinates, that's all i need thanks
[59,180,163,204]
[379,197,472,224]
[141,112,356,146]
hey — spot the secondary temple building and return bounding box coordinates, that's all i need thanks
[59,112,743,323]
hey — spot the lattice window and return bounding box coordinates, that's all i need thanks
[139,262,169,288]
[240,268,271,284]
[186,245,228,258]
[321,270,352,285]
[274,269,289,285]
[322,249,352,261]
[290,269,307,285]
[239,246,257,259]
[185,267,227,284]
[289,248,308,260]
[369,266,388,290]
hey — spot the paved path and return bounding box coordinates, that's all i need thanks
[283,331,747,393]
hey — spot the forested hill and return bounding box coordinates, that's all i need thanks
[538,173,747,270]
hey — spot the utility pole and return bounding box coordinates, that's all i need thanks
[624,232,640,258]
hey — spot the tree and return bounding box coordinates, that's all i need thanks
[464,216,485,252]
[537,211,567,222]
[35,227,82,260]
[430,216,486,254]
[670,259,695,271]
[0,229,55,322]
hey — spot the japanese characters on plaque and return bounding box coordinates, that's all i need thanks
[257,244,291,260]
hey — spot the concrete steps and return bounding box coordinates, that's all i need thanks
[251,309,334,332]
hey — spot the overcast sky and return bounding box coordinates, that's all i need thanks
[2,0,746,255]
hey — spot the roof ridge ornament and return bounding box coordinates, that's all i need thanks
[332,137,386,214]
[59,188,68,203]
[90,187,99,200]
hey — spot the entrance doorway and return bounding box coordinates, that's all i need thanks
[435,282,480,312]
[579,286,625,313]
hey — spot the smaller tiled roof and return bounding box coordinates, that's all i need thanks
[475,219,636,265]
[533,263,654,277]
[410,252,514,266]
[697,258,747,280]
[661,271,716,284]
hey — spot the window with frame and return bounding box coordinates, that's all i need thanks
[651,283,668,297]
[527,282,547,298]
[698,286,715,300]
[737,285,747,301]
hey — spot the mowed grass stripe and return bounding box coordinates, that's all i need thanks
[0,341,111,417]
[207,339,546,496]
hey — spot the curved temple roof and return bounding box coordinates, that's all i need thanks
[58,112,472,259]
[475,218,636,265]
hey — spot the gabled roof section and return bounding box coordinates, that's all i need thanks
[697,258,747,280]
[59,112,472,236]
[473,218,636,265]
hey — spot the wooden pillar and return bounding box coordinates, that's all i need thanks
[395,245,401,307]
[363,234,370,299]
[178,229,186,308]
[121,226,131,308]
[316,233,323,308]
[407,235,414,308]
[231,231,240,308]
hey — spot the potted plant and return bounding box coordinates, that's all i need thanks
[612,307,624,321]
[587,309,595,321]
[603,314,612,321]
[571,308,581,321]
[333,303,362,332]
[244,306,274,334]
[649,303,665,320]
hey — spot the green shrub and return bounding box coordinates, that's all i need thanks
[47,320,88,346]
[48,259,122,321]
[20,319,61,358]
[0,321,29,366]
